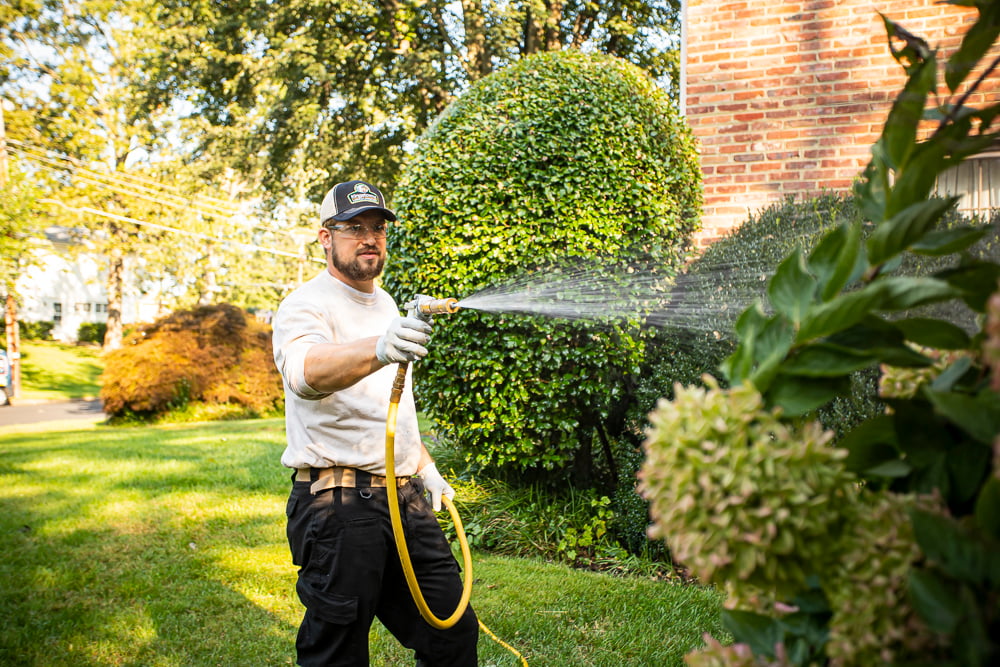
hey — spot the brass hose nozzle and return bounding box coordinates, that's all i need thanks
[407,295,460,320]
[416,297,460,315]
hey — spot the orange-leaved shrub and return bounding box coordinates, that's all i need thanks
[100,304,283,418]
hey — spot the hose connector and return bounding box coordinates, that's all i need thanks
[405,295,460,321]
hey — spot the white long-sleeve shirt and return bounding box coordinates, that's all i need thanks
[272,271,422,475]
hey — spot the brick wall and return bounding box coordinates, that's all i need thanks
[686,0,999,246]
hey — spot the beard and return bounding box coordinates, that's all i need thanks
[331,245,385,282]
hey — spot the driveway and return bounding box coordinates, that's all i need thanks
[0,398,106,428]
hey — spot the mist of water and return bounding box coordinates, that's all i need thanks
[455,256,775,337]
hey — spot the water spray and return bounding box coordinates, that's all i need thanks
[384,295,528,664]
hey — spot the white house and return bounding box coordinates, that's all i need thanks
[17,226,165,342]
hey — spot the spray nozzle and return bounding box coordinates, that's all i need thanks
[405,295,460,321]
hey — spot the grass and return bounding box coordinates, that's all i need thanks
[0,418,726,666]
[16,340,103,401]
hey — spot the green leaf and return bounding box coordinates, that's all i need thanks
[780,343,875,377]
[723,301,769,384]
[797,285,886,342]
[721,610,783,659]
[767,375,849,416]
[974,477,1000,540]
[807,221,862,301]
[944,0,1000,93]
[825,316,904,350]
[734,300,769,340]
[767,248,815,326]
[865,459,912,477]
[893,317,971,349]
[876,276,959,311]
[889,137,956,218]
[877,343,934,368]
[947,438,992,504]
[855,150,889,221]
[912,508,1000,586]
[911,225,989,256]
[935,261,1000,312]
[881,19,936,167]
[892,399,953,467]
[931,357,974,392]
[867,197,960,265]
[747,319,795,394]
[841,415,900,475]
[925,389,1000,444]
[908,568,963,634]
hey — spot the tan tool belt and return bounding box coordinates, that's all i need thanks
[296,466,410,495]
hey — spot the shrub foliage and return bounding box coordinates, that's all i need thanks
[642,6,1000,665]
[384,50,701,477]
[100,304,282,418]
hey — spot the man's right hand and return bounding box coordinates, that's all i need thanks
[376,316,432,364]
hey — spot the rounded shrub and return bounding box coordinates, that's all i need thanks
[384,50,701,478]
[100,304,283,419]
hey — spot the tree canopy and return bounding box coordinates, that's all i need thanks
[127,0,681,205]
[1,1,682,346]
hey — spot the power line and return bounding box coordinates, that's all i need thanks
[39,198,325,264]
[10,139,243,220]
[8,137,240,216]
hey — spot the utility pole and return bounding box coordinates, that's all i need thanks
[1,101,21,399]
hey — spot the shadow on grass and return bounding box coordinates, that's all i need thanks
[0,420,300,666]
[20,362,103,399]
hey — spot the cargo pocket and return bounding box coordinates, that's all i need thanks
[296,583,359,625]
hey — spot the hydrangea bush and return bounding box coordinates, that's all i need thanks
[642,4,1000,664]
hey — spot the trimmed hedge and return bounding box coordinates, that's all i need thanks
[77,322,107,344]
[100,304,282,418]
[384,50,701,479]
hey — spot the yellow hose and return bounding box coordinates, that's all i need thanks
[386,363,473,629]
[386,363,528,665]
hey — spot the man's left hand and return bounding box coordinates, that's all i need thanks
[418,463,455,511]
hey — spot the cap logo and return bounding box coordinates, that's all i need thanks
[347,183,379,205]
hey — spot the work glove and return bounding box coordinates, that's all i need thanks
[375,316,432,365]
[418,463,455,512]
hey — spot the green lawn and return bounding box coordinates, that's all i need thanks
[0,418,725,666]
[16,340,103,401]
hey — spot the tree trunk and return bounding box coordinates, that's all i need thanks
[522,5,541,54]
[544,0,563,51]
[461,0,491,78]
[103,226,125,350]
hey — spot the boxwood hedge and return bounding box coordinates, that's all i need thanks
[384,50,701,479]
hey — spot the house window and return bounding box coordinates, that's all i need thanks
[935,152,1000,218]
[75,303,92,314]
[95,303,107,313]
[53,302,62,324]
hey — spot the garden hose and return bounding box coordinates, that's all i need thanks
[384,294,528,664]
[386,361,474,630]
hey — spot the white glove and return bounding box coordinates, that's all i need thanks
[418,463,455,511]
[375,316,432,364]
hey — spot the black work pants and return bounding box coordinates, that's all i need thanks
[286,477,479,666]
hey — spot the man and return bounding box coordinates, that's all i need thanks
[272,180,479,666]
